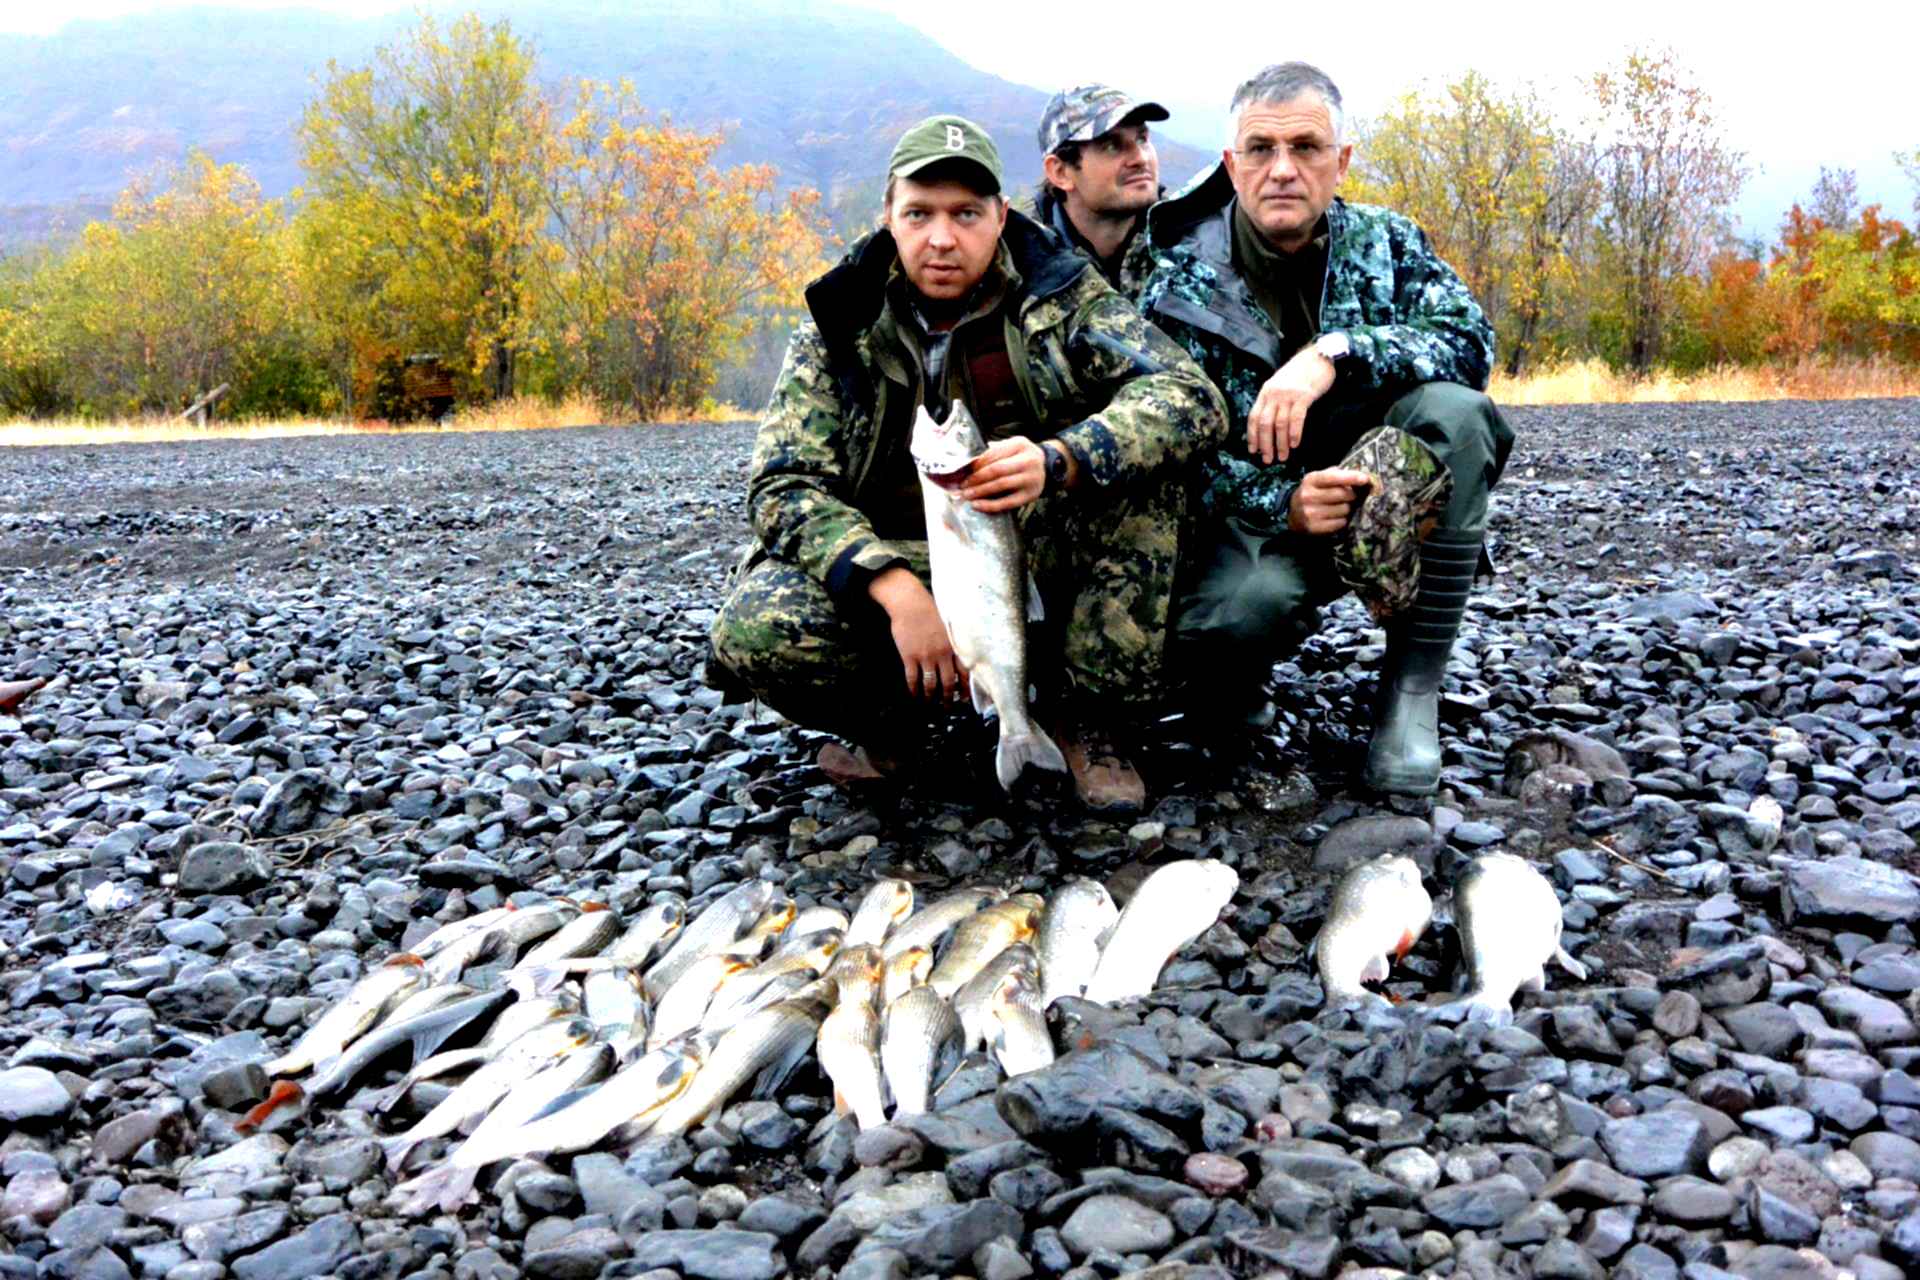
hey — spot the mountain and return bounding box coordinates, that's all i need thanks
[0,1,1214,245]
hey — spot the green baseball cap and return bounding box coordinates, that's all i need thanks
[888,115,1004,193]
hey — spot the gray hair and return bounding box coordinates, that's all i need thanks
[1229,62,1345,147]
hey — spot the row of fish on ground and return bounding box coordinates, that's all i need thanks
[243,860,1242,1215]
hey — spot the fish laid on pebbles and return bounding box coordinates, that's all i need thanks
[1084,860,1240,1003]
[1449,852,1587,1022]
[1314,854,1433,1006]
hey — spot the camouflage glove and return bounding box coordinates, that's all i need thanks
[1332,426,1453,622]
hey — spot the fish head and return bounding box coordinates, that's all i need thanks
[827,943,884,985]
[910,402,987,484]
[748,896,798,941]
[651,901,686,935]
[888,945,933,986]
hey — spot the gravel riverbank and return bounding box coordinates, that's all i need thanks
[4,400,1920,1280]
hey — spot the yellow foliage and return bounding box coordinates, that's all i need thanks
[1492,356,1920,404]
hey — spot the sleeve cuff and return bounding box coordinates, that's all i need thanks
[824,541,907,608]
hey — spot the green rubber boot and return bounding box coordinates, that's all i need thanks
[1364,529,1482,796]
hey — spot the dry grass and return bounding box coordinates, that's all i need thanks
[1493,356,1920,405]
[0,391,759,447]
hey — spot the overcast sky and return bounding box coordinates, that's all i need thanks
[8,0,1916,236]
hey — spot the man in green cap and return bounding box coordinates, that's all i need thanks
[709,115,1226,812]
[1138,62,1514,797]
[1026,84,1170,299]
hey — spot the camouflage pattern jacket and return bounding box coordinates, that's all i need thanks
[1137,163,1494,532]
[1020,187,1160,301]
[748,209,1226,603]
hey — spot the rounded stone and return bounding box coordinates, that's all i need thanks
[1183,1152,1247,1197]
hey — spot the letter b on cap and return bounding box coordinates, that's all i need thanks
[944,124,965,151]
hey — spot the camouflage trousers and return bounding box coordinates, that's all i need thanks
[709,473,1189,744]
[1172,382,1513,715]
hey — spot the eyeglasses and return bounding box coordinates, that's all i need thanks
[1233,140,1333,169]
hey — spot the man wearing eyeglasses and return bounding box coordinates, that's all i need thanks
[1139,61,1512,798]
[1025,84,1169,299]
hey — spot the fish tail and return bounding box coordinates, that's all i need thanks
[371,1080,408,1115]
[995,726,1068,791]
[507,966,564,999]
[1554,948,1589,980]
[1452,992,1514,1026]
[389,1164,474,1218]
[381,1133,419,1176]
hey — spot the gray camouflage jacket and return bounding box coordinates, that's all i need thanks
[1019,186,1161,301]
[1137,163,1494,531]
[748,209,1226,603]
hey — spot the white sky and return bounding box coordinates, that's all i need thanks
[7,0,1917,234]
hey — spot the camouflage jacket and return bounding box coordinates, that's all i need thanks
[748,209,1226,603]
[1020,187,1161,301]
[1137,163,1494,532]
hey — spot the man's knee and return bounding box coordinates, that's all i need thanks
[709,559,842,683]
[1385,382,1513,522]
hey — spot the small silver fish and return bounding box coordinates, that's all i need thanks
[953,943,1036,1053]
[648,952,755,1051]
[818,997,887,1130]
[845,879,915,948]
[644,881,777,998]
[880,985,962,1117]
[928,896,1043,998]
[648,993,830,1137]
[987,967,1054,1078]
[264,958,427,1077]
[884,887,1006,959]
[515,905,621,969]
[883,944,933,1006]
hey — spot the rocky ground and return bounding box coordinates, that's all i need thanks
[2,400,1920,1280]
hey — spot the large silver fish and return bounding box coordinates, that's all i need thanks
[1034,877,1119,1007]
[911,403,1067,791]
[514,905,621,970]
[1084,860,1239,1003]
[424,902,577,984]
[263,958,427,1078]
[508,900,685,997]
[880,985,962,1117]
[1314,854,1432,1007]
[1450,853,1586,1023]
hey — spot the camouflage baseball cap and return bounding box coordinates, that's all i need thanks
[1332,427,1454,622]
[1038,84,1170,155]
[889,115,1004,193]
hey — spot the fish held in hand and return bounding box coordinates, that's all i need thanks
[1314,854,1432,1007]
[1449,852,1586,1024]
[912,403,1067,792]
[1083,860,1239,1003]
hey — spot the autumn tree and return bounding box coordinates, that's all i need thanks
[1587,49,1748,371]
[11,152,314,416]
[297,12,548,402]
[1808,167,1860,231]
[1899,148,1920,219]
[537,80,828,416]
[1353,71,1596,374]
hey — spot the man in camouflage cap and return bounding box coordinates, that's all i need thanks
[1025,84,1170,298]
[1137,62,1514,797]
[709,114,1226,812]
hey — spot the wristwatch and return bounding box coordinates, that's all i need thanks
[1313,332,1351,364]
[1042,441,1072,496]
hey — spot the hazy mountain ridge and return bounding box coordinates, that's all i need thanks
[0,1,1212,243]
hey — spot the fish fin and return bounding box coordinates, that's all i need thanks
[371,1081,409,1115]
[832,1088,850,1116]
[507,966,566,999]
[1025,573,1044,622]
[749,1035,815,1100]
[994,727,1068,791]
[972,677,995,717]
[1554,948,1588,980]
[1358,954,1391,984]
[1393,929,1419,961]
[234,1080,303,1133]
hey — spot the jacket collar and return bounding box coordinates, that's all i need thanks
[803,208,1087,360]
